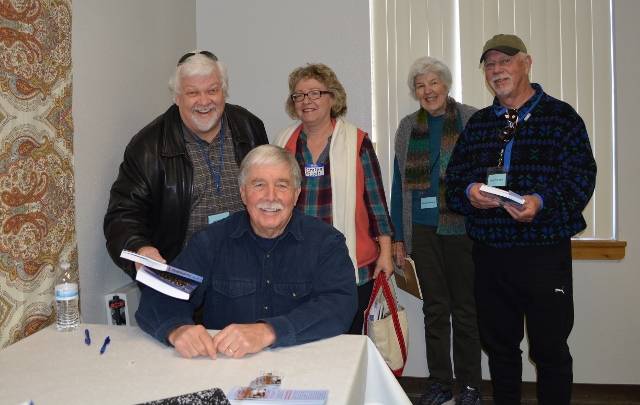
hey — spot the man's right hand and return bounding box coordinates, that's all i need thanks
[135,246,166,271]
[168,325,217,359]
[467,183,502,210]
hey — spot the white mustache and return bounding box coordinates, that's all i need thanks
[492,74,511,85]
[256,202,284,211]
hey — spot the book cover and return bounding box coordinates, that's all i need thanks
[136,387,230,405]
[227,386,328,404]
[479,184,525,206]
[120,250,203,300]
[394,257,422,300]
[120,250,203,282]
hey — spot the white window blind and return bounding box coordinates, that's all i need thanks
[371,0,615,239]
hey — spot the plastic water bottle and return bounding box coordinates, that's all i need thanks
[55,261,80,331]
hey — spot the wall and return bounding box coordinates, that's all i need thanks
[195,0,372,139]
[72,0,196,323]
[566,0,640,384]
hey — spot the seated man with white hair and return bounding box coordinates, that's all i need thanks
[136,145,358,358]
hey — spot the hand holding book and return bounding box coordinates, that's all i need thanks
[479,184,525,206]
[133,246,165,271]
[120,250,203,300]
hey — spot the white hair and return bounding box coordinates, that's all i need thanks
[407,56,452,99]
[168,53,229,98]
[238,145,302,189]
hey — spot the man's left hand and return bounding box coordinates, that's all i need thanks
[503,194,542,222]
[211,323,276,358]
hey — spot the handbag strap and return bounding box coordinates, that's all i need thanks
[363,276,408,374]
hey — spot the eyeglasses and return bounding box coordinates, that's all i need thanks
[177,50,218,66]
[483,57,513,71]
[290,90,332,103]
[497,109,518,167]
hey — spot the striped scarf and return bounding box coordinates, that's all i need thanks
[405,97,459,190]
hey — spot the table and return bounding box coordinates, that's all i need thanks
[0,324,410,405]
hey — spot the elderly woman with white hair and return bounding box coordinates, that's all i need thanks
[390,57,482,405]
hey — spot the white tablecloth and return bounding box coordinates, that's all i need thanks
[0,324,410,405]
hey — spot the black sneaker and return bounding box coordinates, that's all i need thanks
[456,385,481,405]
[419,382,454,405]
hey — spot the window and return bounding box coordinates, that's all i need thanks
[370,0,616,242]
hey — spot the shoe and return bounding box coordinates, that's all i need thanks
[419,382,454,405]
[456,386,481,405]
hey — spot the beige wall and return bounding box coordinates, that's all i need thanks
[72,0,196,323]
[567,0,640,384]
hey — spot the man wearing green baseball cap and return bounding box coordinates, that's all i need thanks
[445,34,597,404]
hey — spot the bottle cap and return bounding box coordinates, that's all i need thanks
[55,282,78,300]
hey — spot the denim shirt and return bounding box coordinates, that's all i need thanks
[135,209,357,347]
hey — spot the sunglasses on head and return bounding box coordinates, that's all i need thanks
[177,50,218,66]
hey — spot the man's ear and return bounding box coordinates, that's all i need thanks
[240,185,247,206]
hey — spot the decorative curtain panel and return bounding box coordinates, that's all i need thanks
[0,0,76,348]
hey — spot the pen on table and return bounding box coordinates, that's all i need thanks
[100,336,111,355]
[84,328,91,346]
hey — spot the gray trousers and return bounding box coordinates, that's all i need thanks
[411,224,482,389]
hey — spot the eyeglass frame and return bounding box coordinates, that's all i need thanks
[483,56,515,71]
[290,90,333,103]
[177,50,218,66]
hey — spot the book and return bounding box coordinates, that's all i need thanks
[394,257,422,300]
[227,386,328,404]
[120,250,203,300]
[136,387,230,405]
[479,184,525,206]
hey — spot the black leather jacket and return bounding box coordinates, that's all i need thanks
[104,103,268,279]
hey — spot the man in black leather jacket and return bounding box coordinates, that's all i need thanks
[104,51,268,279]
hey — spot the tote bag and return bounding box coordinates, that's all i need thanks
[363,275,409,376]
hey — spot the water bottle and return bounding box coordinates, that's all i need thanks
[55,261,80,331]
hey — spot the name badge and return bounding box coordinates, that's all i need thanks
[420,196,437,209]
[486,166,508,187]
[487,173,507,187]
[304,163,325,177]
[208,211,230,224]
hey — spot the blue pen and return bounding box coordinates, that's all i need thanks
[100,336,111,355]
[84,329,91,346]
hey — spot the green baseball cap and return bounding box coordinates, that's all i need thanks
[480,34,527,62]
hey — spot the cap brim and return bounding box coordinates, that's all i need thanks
[480,46,521,63]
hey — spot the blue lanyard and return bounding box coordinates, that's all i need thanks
[191,120,225,193]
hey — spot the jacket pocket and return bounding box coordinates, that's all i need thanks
[272,282,312,299]
[211,279,256,298]
[272,282,312,315]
